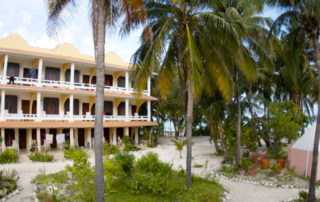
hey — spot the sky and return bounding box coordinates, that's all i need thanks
[0,1,283,63]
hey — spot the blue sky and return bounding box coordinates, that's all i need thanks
[0,1,282,63]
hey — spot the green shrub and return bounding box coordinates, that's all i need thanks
[136,152,172,174]
[114,151,135,174]
[103,143,119,155]
[122,136,131,144]
[0,169,19,198]
[0,149,18,163]
[29,140,37,153]
[299,190,308,201]
[64,147,74,159]
[104,158,126,193]
[123,143,133,152]
[147,142,157,148]
[240,158,252,170]
[28,151,54,162]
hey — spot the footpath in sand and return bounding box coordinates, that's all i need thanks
[2,136,318,202]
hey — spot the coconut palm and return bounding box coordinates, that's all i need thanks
[268,0,320,200]
[47,0,147,201]
[171,139,187,159]
[132,0,241,187]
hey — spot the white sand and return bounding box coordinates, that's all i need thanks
[2,136,318,202]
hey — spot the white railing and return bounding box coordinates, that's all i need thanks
[0,76,149,95]
[3,113,149,122]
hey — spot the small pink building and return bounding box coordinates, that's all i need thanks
[288,123,320,181]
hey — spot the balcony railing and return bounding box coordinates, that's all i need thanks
[3,112,149,122]
[0,76,149,95]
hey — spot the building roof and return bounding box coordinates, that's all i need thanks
[293,123,318,151]
[0,34,131,69]
[0,121,157,128]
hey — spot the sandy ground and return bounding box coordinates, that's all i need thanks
[2,136,318,202]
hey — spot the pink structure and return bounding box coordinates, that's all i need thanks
[288,123,320,181]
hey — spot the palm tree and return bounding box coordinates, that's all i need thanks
[47,0,147,201]
[132,0,240,187]
[269,1,320,200]
[171,139,187,159]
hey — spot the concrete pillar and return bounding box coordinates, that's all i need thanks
[14,129,19,151]
[27,129,32,149]
[125,71,129,93]
[135,128,139,145]
[1,90,5,120]
[147,101,151,121]
[112,128,117,145]
[147,76,151,96]
[124,127,129,136]
[125,99,129,121]
[36,128,41,152]
[69,94,74,121]
[70,128,74,148]
[86,129,91,149]
[70,63,75,89]
[74,128,78,147]
[1,128,5,151]
[36,92,41,122]
[37,59,43,86]
[2,54,8,84]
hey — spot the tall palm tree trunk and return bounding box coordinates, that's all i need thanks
[235,71,241,167]
[94,2,106,202]
[308,33,320,202]
[186,79,194,188]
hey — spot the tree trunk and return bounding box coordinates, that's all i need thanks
[308,33,320,202]
[235,71,241,167]
[208,121,222,154]
[186,79,194,188]
[93,2,106,202]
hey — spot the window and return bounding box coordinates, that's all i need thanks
[64,99,80,115]
[65,70,80,82]
[105,75,113,86]
[117,76,125,87]
[7,63,20,77]
[104,101,113,115]
[45,67,60,81]
[5,95,17,113]
[43,98,59,114]
[117,102,125,115]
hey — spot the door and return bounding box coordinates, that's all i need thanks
[131,105,137,116]
[5,129,15,147]
[32,101,37,114]
[45,67,60,81]
[104,128,109,143]
[105,75,113,86]
[5,95,18,113]
[78,129,85,147]
[91,76,96,84]
[116,128,123,142]
[104,101,113,115]
[82,103,89,115]
[19,129,27,149]
[22,100,30,114]
[117,102,125,116]
[7,63,20,77]
[83,75,90,84]
[49,129,57,148]
[43,98,59,114]
[117,76,125,87]
[91,104,95,115]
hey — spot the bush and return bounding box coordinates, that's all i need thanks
[136,152,172,174]
[64,147,75,159]
[28,151,54,162]
[122,136,131,144]
[104,158,126,193]
[103,143,119,155]
[123,143,133,152]
[0,169,19,198]
[147,142,157,148]
[114,151,135,174]
[0,149,18,163]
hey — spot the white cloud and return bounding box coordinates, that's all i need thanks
[21,11,32,24]
[30,34,58,49]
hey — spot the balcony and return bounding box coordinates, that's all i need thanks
[3,112,149,122]
[0,76,149,96]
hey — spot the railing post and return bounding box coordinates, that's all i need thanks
[2,54,8,84]
[147,100,151,122]
[125,71,129,94]
[69,94,74,121]
[1,90,5,120]
[37,59,43,86]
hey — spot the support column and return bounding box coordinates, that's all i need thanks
[124,127,129,136]
[147,76,151,96]
[36,92,41,122]
[74,129,78,147]
[112,128,117,145]
[37,128,41,152]
[125,99,129,121]
[37,59,43,86]
[1,128,5,151]
[86,129,91,149]
[70,128,74,148]
[135,128,139,145]
[14,129,19,151]
[70,63,75,89]
[27,129,32,149]
[1,90,5,120]
[125,71,129,93]
[147,101,151,121]
[69,94,74,121]
[2,54,8,84]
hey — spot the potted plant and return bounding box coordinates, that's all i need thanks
[261,158,270,169]
[271,162,282,174]
[274,152,286,169]
[239,158,252,176]
[248,165,257,176]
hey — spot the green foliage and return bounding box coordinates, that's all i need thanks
[63,146,74,159]
[29,140,37,153]
[0,149,18,163]
[136,152,172,174]
[0,169,19,198]
[241,125,259,152]
[147,142,157,148]
[114,151,135,175]
[171,139,187,158]
[28,151,54,162]
[66,149,95,201]
[123,143,133,152]
[103,143,119,155]
[122,136,131,144]
[299,190,308,201]
[104,158,126,193]
[240,158,252,170]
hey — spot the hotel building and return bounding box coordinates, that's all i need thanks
[0,34,157,151]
